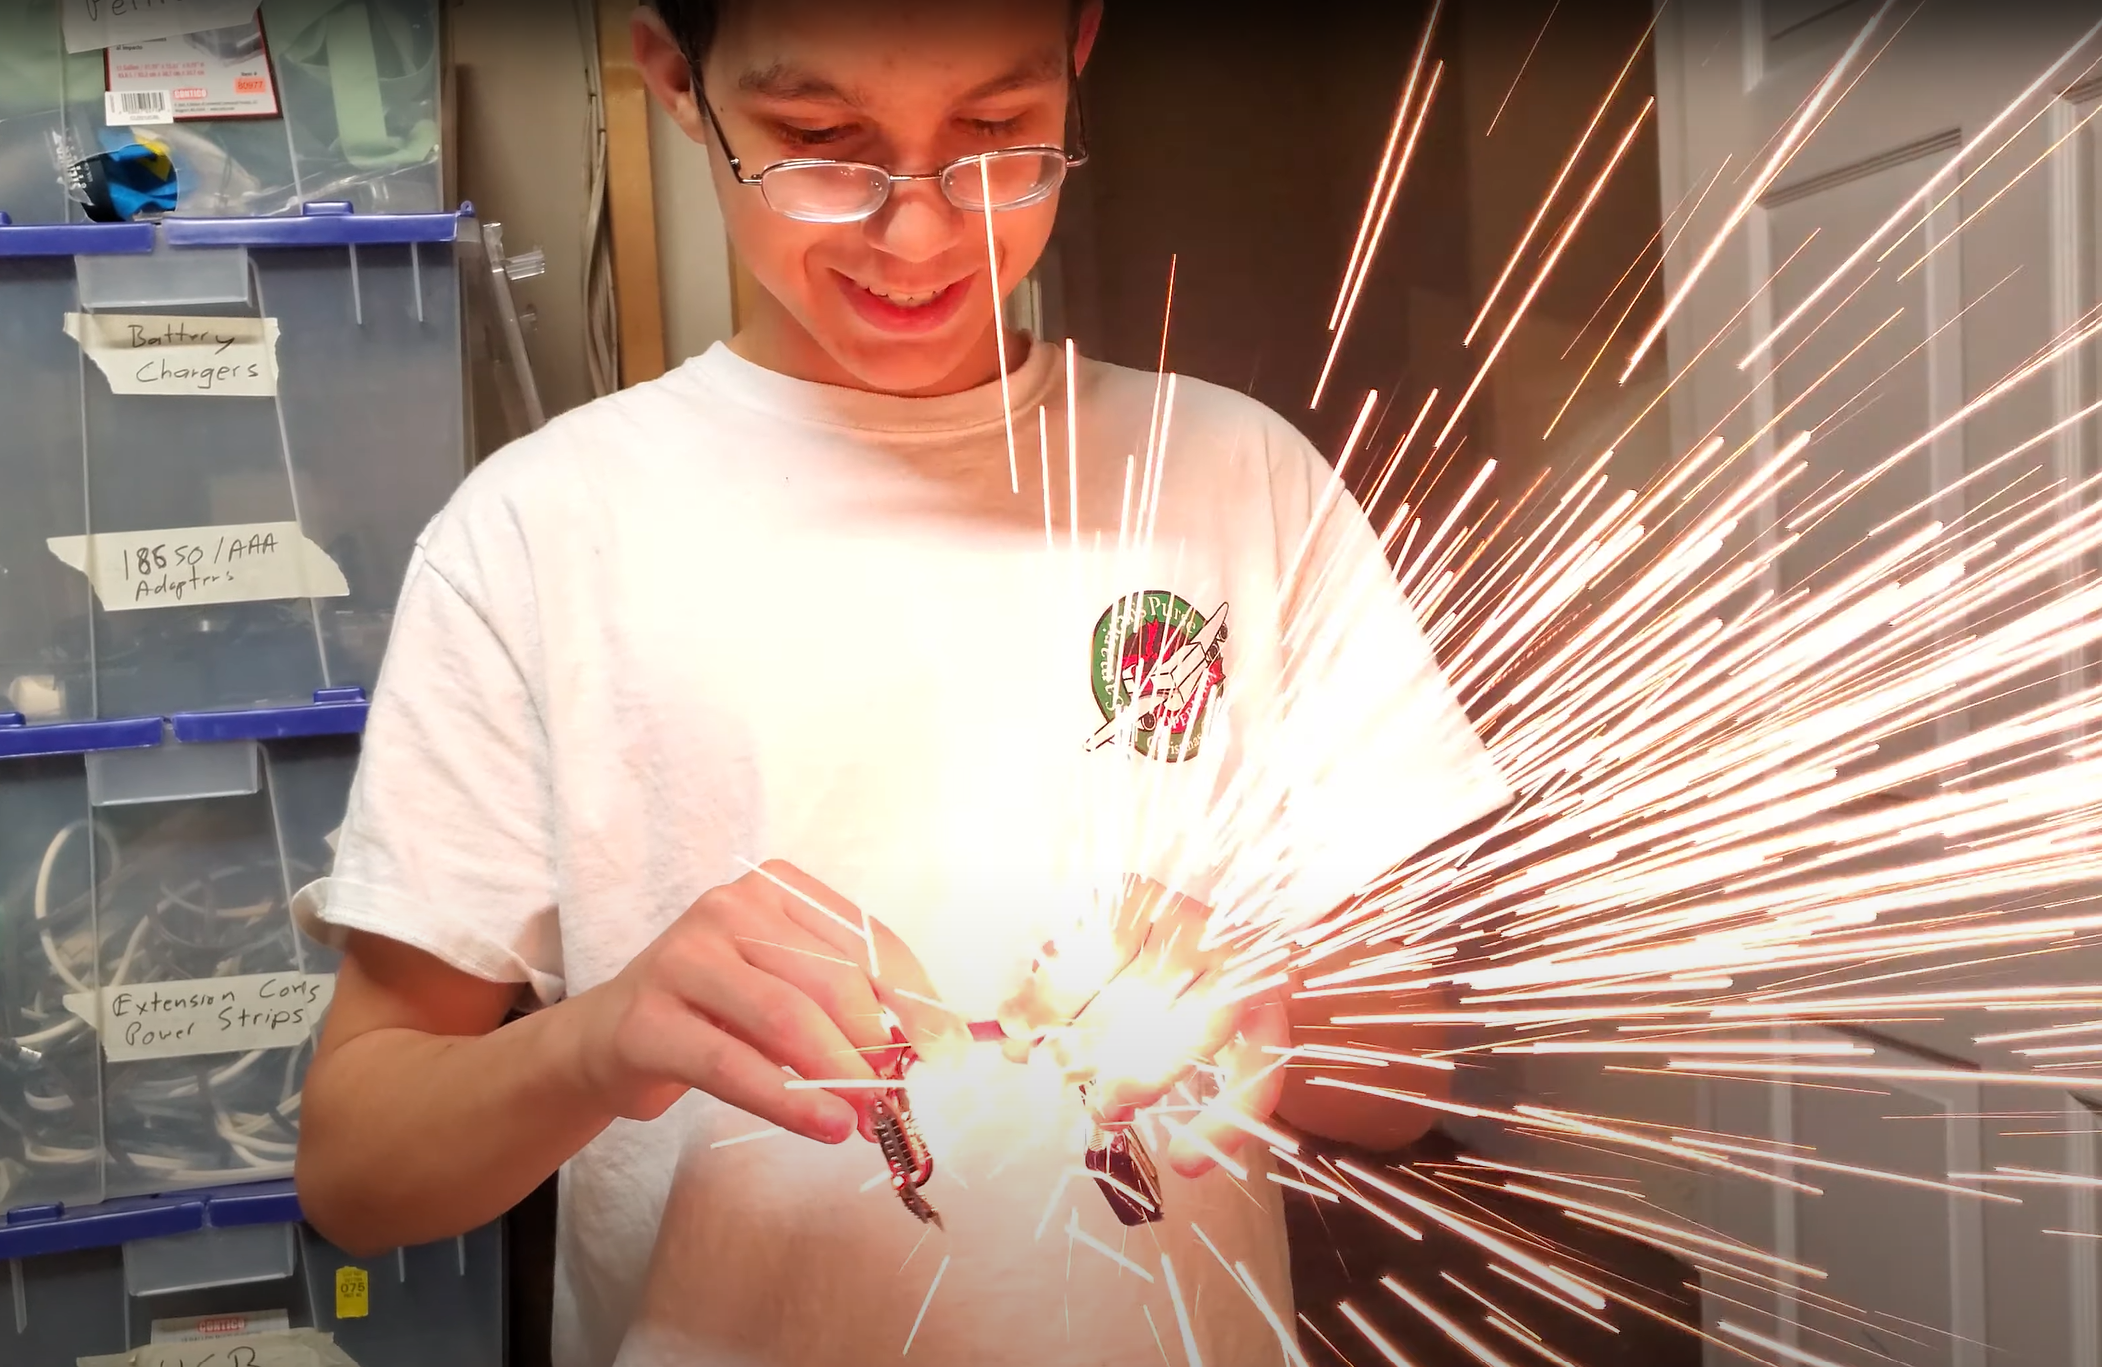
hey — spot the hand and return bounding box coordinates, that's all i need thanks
[996,875,1213,1065]
[997,876,1291,1174]
[1161,990,1290,1179]
[566,860,964,1144]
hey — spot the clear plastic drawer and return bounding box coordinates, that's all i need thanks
[0,206,468,723]
[1,721,358,1213]
[0,0,443,226]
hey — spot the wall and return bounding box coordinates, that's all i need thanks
[1052,0,1671,498]
[446,0,734,438]
[649,96,737,366]
[447,0,595,421]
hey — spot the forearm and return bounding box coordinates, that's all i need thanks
[295,997,612,1255]
[1277,971,1450,1151]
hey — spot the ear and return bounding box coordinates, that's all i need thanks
[631,8,708,145]
[1074,1,1105,74]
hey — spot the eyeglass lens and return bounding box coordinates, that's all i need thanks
[760,149,1068,223]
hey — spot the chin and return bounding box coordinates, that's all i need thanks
[827,331,987,396]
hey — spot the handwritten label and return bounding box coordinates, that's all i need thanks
[78,1328,359,1367]
[334,1267,370,1320]
[66,313,280,398]
[63,0,262,54]
[64,972,335,1062]
[47,521,350,611]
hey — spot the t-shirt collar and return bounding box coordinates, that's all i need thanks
[680,335,1062,438]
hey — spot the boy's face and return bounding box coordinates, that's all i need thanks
[639,0,1095,396]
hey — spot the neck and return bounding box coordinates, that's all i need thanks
[727,288,1020,397]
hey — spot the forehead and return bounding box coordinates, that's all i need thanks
[711,0,1072,108]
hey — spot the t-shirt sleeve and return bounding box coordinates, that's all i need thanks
[299,535,566,1005]
[1250,421,1514,921]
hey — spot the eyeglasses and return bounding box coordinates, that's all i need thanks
[695,74,1090,225]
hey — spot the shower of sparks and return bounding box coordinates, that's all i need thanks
[901,5,2102,1365]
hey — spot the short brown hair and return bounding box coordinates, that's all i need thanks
[649,0,1087,65]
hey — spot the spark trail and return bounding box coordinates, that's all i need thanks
[1025,8,2102,1366]
[902,7,2102,1366]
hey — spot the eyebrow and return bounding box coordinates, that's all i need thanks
[735,46,1068,109]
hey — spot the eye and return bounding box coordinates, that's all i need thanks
[964,116,1028,139]
[775,122,857,148]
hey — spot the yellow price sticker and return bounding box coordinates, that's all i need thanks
[335,1265,370,1319]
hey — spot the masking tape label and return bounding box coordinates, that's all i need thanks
[65,972,336,1062]
[63,0,263,55]
[65,312,280,398]
[85,1328,351,1367]
[334,1267,371,1320]
[47,521,350,611]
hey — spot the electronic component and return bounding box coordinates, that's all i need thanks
[1076,1079,1166,1225]
[872,1029,941,1229]
[1085,1122,1165,1226]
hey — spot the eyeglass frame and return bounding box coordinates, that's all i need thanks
[690,57,1092,222]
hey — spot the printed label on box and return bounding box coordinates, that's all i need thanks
[335,1267,371,1320]
[64,312,281,398]
[107,17,281,124]
[103,88,174,125]
[63,972,336,1062]
[151,1312,294,1344]
[63,0,260,54]
[46,520,350,612]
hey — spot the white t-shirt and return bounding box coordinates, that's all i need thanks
[311,339,1511,1367]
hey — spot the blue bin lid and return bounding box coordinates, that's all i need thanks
[0,1180,306,1259]
[164,200,475,248]
[0,203,473,257]
[0,1192,208,1260]
[0,214,156,257]
[171,687,370,743]
[0,712,163,760]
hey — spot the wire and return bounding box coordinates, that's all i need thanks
[2,817,326,1206]
[577,0,620,397]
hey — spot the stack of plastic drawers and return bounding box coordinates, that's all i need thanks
[0,0,444,223]
[0,199,471,1206]
[2,1182,504,1366]
[0,5,503,1363]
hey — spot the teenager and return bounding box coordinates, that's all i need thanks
[294,3,1510,1363]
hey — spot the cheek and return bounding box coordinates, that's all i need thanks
[993,208,1058,287]
[724,209,838,302]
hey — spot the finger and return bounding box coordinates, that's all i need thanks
[664,948,878,1104]
[729,914,896,1069]
[996,974,1065,1047]
[1124,879,1213,975]
[1168,1000,1292,1178]
[625,1002,858,1144]
[865,929,972,1063]
[751,862,967,1061]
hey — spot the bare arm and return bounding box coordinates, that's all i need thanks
[1275,974,1451,1152]
[296,862,962,1257]
[295,935,608,1255]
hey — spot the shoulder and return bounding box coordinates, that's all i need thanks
[414,365,722,583]
[1074,357,1325,489]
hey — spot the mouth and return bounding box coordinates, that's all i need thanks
[835,271,976,335]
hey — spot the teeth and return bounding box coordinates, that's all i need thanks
[867,285,943,308]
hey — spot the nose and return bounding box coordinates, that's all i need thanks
[865,181,966,266]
